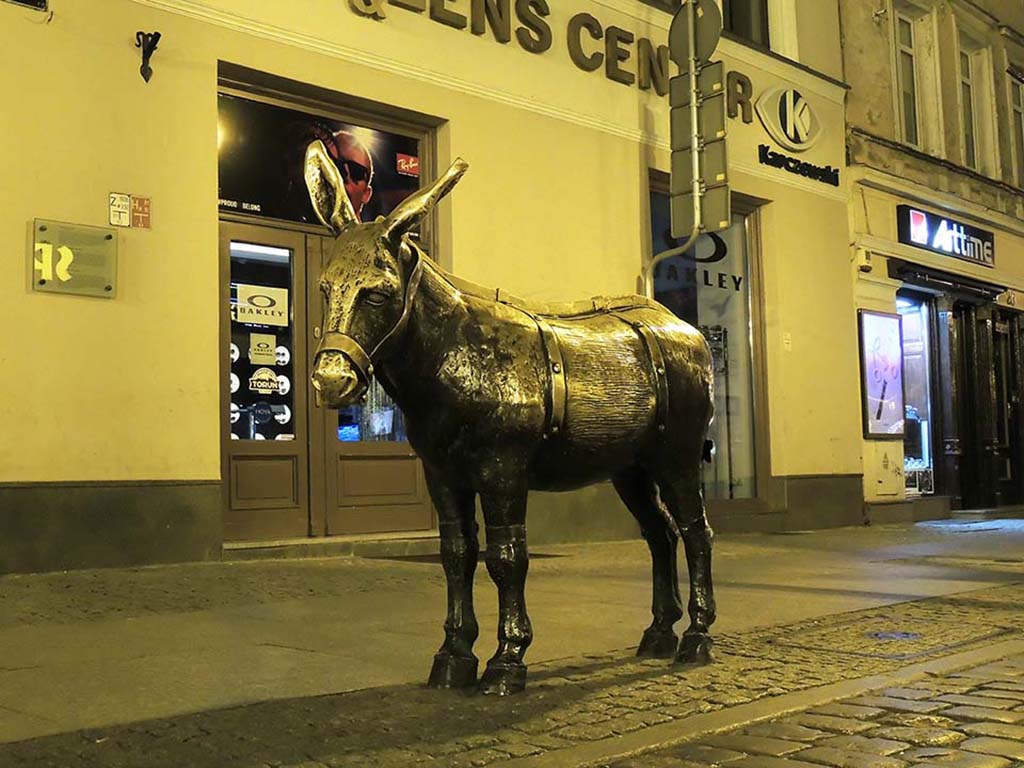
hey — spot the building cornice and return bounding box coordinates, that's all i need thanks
[849,127,1024,203]
[848,165,1024,241]
[1001,25,1024,49]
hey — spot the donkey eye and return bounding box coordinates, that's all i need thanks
[364,290,390,306]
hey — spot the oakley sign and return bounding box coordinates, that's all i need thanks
[756,87,821,152]
[897,206,995,268]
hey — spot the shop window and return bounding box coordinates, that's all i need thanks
[897,293,934,495]
[1010,74,1024,187]
[649,190,757,500]
[228,242,296,441]
[219,92,425,445]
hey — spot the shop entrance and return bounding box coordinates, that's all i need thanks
[219,221,433,542]
[894,275,1024,510]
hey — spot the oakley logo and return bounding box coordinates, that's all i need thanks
[756,87,821,152]
[246,294,276,308]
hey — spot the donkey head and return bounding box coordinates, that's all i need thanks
[305,140,468,407]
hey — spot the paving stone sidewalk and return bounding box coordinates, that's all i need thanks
[606,651,1024,768]
[2,582,1023,767]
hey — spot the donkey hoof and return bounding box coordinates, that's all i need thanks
[427,652,479,689]
[675,632,714,665]
[637,629,678,659]
[478,662,527,696]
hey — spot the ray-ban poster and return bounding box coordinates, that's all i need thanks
[858,310,905,438]
[217,93,422,226]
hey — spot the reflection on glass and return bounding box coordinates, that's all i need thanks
[337,378,407,442]
[650,192,756,500]
[228,242,296,441]
[897,293,933,495]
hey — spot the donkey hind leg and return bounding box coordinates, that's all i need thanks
[613,467,683,658]
[657,470,716,666]
[478,488,532,696]
[424,471,481,689]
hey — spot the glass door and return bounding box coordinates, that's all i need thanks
[220,223,310,541]
[897,292,935,495]
[308,236,434,536]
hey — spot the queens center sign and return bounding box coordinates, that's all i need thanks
[347,0,842,186]
[897,205,995,268]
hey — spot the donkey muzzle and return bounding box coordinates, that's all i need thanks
[311,332,374,407]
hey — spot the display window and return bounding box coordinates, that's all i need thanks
[219,93,425,445]
[649,190,757,500]
[228,242,297,441]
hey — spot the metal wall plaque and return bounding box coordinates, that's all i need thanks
[30,219,117,299]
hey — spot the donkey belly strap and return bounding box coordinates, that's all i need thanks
[612,314,670,432]
[532,315,567,438]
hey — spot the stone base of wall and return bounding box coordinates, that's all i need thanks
[0,481,222,575]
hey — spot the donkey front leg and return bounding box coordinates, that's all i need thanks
[425,470,481,689]
[479,488,532,695]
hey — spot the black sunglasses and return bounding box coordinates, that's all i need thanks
[339,158,371,184]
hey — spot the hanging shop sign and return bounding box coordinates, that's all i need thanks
[896,206,995,268]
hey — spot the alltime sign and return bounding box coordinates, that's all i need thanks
[897,206,995,268]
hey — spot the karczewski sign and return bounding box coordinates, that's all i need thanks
[897,206,995,268]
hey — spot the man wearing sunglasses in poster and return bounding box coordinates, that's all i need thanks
[280,121,375,224]
[327,129,375,221]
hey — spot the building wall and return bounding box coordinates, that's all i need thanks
[840,0,1024,505]
[0,0,857,571]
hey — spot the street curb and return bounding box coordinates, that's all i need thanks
[500,636,1024,768]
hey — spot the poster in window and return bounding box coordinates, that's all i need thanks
[859,310,905,438]
[217,94,422,226]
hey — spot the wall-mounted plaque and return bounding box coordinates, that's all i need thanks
[30,219,117,299]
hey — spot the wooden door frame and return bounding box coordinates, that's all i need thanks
[219,221,311,541]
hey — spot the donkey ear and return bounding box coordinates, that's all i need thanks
[304,140,359,234]
[383,158,469,240]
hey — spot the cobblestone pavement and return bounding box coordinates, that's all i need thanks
[606,652,1024,768]
[1,581,1022,767]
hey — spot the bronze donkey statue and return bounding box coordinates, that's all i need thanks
[305,141,717,695]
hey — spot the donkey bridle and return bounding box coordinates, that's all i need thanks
[314,255,426,390]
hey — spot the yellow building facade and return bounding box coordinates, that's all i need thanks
[1,0,863,573]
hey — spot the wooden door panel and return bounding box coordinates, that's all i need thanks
[329,502,434,536]
[230,455,299,508]
[327,456,432,535]
[337,455,426,505]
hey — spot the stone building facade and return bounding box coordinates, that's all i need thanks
[841,0,1024,516]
